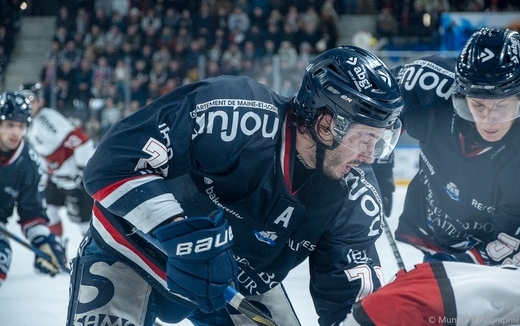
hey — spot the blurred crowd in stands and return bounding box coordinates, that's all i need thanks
[0,0,22,88]
[1,0,519,143]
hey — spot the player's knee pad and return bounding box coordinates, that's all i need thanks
[66,250,157,326]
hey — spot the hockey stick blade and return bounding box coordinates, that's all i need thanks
[225,286,281,326]
[0,225,71,273]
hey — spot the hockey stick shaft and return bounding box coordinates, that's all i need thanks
[382,214,405,270]
[0,225,71,273]
[225,286,281,326]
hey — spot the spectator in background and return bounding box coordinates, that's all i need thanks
[227,5,250,35]
[74,58,94,104]
[0,26,14,58]
[177,8,194,31]
[55,6,76,32]
[53,26,70,48]
[111,0,130,17]
[220,42,242,75]
[74,7,91,36]
[162,7,181,30]
[149,61,167,87]
[166,58,184,85]
[104,24,124,50]
[91,6,111,32]
[0,46,8,87]
[83,24,106,54]
[141,8,162,34]
[319,0,340,50]
[113,58,129,95]
[250,6,268,29]
[376,4,399,43]
[92,55,113,88]
[265,22,283,51]
[152,44,172,68]
[193,3,212,38]
[61,40,82,69]
[123,23,142,54]
[45,39,62,62]
[156,25,176,52]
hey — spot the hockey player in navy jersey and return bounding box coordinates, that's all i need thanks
[66,46,404,326]
[0,92,67,286]
[391,28,520,266]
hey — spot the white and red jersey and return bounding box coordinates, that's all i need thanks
[344,262,520,326]
[26,107,95,190]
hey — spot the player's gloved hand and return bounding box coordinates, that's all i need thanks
[423,252,458,263]
[153,210,238,313]
[74,169,85,190]
[31,233,66,276]
[371,152,395,217]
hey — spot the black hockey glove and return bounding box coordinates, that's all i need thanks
[153,210,238,313]
[74,169,85,191]
[31,233,67,276]
[372,152,395,217]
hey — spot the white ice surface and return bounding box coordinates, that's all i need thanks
[0,186,424,326]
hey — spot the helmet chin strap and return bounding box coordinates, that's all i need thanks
[307,125,341,173]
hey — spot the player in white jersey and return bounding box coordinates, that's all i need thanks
[342,261,520,326]
[18,83,95,243]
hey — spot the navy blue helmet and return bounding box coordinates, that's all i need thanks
[294,45,403,129]
[455,28,520,99]
[294,45,403,158]
[453,28,520,123]
[0,92,32,123]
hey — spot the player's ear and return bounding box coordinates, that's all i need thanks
[315,113,334,146]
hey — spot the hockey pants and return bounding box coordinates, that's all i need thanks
[66,234,302,325]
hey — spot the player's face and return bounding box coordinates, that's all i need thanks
[322,124,384,180]
[467,96,519,142]
[25,95,43,116]
[0,120,27,151]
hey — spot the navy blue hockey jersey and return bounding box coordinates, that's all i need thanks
[0,140,48,232]
[83,75,386,325]
[392,55,520,266]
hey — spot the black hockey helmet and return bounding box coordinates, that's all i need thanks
[453,28,520,122]
[18,82,44,101]
[294,45,403,158]
[0,92,32,123]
